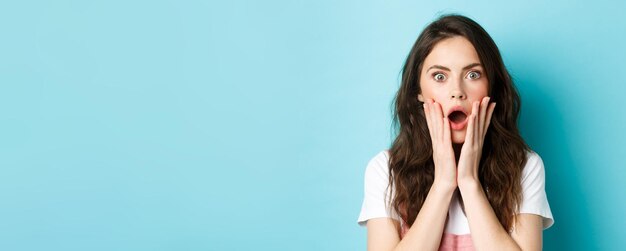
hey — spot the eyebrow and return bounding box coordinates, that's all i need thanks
[427,63,482,72]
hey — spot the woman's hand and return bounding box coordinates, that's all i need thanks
[457,97,496,186]
[423,99,458,190]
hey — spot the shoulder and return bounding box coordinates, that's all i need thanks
[521,150,546,184]
[366,149,390,168]
[524,150,543,167]
[364,149,391,178]
[362,150,392,190]
[518,150,555,229]
[358,149,403,225]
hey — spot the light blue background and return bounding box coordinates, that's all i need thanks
[1,1,624,250]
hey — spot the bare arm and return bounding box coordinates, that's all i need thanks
[367,182,455,251]
[459,181,543,251]
[457,99,543,250]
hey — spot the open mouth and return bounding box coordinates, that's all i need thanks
[448,110,467,123]
[447,109,468,130]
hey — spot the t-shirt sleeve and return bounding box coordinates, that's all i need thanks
[518,151,555,230]
[357,151,402,227]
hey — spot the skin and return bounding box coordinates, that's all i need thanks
[418,36,495,188]
[366,36,544,251]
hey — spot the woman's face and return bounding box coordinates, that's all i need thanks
[418,36,489,144]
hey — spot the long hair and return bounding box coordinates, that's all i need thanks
[388,14,530,232]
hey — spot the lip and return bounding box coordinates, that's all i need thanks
[447,105,469,130]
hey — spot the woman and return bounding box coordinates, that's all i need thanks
[357,14,554,250]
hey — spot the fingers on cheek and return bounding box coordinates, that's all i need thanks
[474,113,482,139]
[469,114,477,142]
[433,103,441,135]
[424,104,432,131]
[443,117,452,142]
[425,103,431,123]
[482,97,490,113]
[474,101,479,116]
[479,103,485,136]
[474,102,481,137]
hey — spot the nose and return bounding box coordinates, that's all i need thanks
[451,93,465,99]
[450,84,466,100]
[450,88,467,100]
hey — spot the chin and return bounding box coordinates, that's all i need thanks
[451,131,466,144]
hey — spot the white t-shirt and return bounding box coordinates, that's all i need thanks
[357,149,554,235]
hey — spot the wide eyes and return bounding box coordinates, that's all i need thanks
[431,70,481,82]
[434,73,446,81]
[466,71,481,79]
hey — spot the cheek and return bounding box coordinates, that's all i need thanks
[468,81,489,96]
[420,86,447,101]
[418,78,445,99]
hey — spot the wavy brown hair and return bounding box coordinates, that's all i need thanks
[387,14,530,232]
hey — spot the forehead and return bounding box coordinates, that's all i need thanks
[423,36,481,70]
